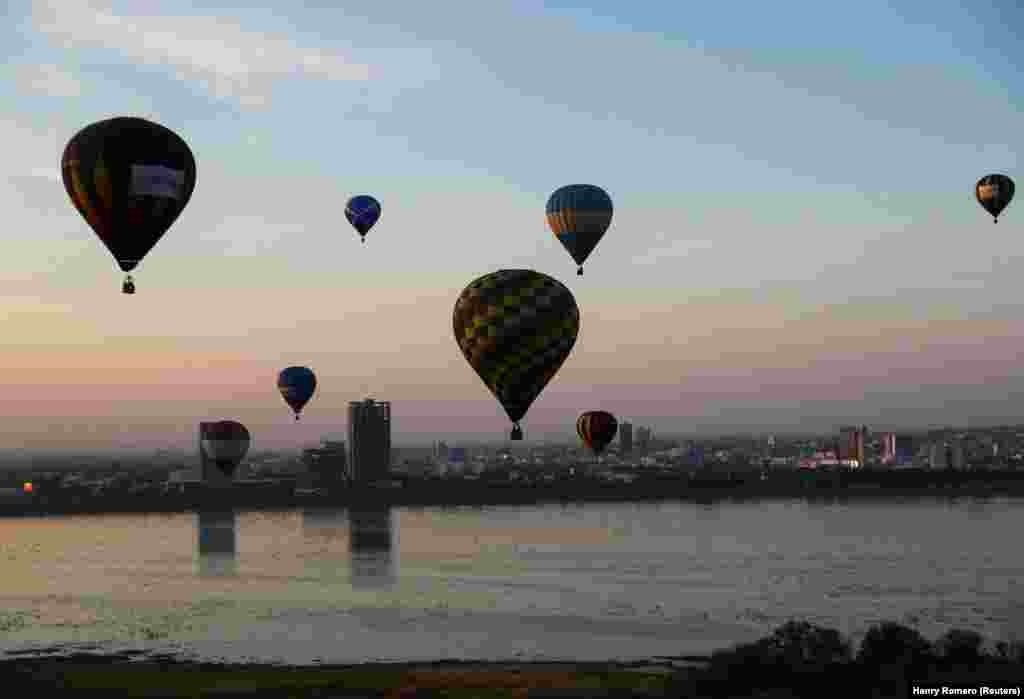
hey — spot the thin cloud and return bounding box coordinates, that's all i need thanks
[15,63,83,98]
[0,117,65,183]
[629,236,715,266]
[31,0,373,107]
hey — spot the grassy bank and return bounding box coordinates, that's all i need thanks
[2,653,681,697]
[6,621,1024,697]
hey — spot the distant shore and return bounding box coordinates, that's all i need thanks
[3,470,1024,516]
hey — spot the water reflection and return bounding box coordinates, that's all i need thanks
[348,507,395,589]
[301,507,347,538]
[300,507,396,588]
[196,510,237,577]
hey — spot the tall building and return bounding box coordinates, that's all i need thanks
[619,422,633,455]
[839,426,867,466]
[434,440,450,466]
[302,440,347,486]
[881,433,897,464]
[347,399,391,483]
[950,440,966,471]
[636,426,651,453]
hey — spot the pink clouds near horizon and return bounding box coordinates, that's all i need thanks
[2,285,1022,449]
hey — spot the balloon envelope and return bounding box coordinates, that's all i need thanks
[200,421,250,477]
[345,195,382,238]
[62,116,197,273]
[277,366,317,418]
[453,269,579,439]
[577,410,618,455]
[976,174,1015,221]
[546,184,613,274]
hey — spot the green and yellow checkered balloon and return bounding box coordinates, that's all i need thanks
[453,269,580,440]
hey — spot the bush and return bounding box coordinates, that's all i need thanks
[856,621,933,668]
[935,628,986,666]
[669,620,1024,697]
[767,620,852,667]
[995,640,1024,663]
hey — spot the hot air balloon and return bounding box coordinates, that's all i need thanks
[62,117,197,294]
[277,366,317,421]
[577,411,618,456]
[546,184,613,275]
[200,421,250,478]
[976,174,1015,223]
[453,269,579,441]
[345,195,381,243]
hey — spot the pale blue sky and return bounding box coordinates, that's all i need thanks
[0,0,1021,449]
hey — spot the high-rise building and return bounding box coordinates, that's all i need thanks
[347,399,391,483]
[619,422,633,455]
[434,440,450,466]
[302,440,347,486]
[950,440,966,471]
[636,426,651,453]
[881,433,897,464]
[839,426,867,466]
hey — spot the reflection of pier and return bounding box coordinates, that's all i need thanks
[196,510,237,577]
[348,507,395,589]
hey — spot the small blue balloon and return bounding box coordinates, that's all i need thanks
[277,366,317,420]
[345,195,381,240]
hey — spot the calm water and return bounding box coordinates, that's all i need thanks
[1,499,1022,664]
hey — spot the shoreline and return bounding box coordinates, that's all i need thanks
[2,483,1024,517]
[1,647,711,669]
[1,649,701,697]
[6,627,1024,697]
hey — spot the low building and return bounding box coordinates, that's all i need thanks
[302,440,347,487]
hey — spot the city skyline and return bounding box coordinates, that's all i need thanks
[2,1,1022,451]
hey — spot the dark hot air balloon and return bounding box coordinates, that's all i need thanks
[345,195,381,243]
[976,174,1015,223]
[453,269,579,440]
[277,366,317,421]
[62,117,197,293]
[577,410,618,456]
[200,421,250,478]
[546,184,613,275]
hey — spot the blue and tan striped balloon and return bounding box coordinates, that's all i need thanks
[546,184,613,276]
[976,174,1015,223]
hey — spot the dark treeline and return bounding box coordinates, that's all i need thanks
[4,468,1024,517]
[665,620,1024,697]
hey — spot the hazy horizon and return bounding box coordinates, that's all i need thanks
[2,0,1021,451]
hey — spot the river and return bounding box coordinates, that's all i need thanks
[0,499,1021,664]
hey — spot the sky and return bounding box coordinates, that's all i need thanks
[1,0,1022,451]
